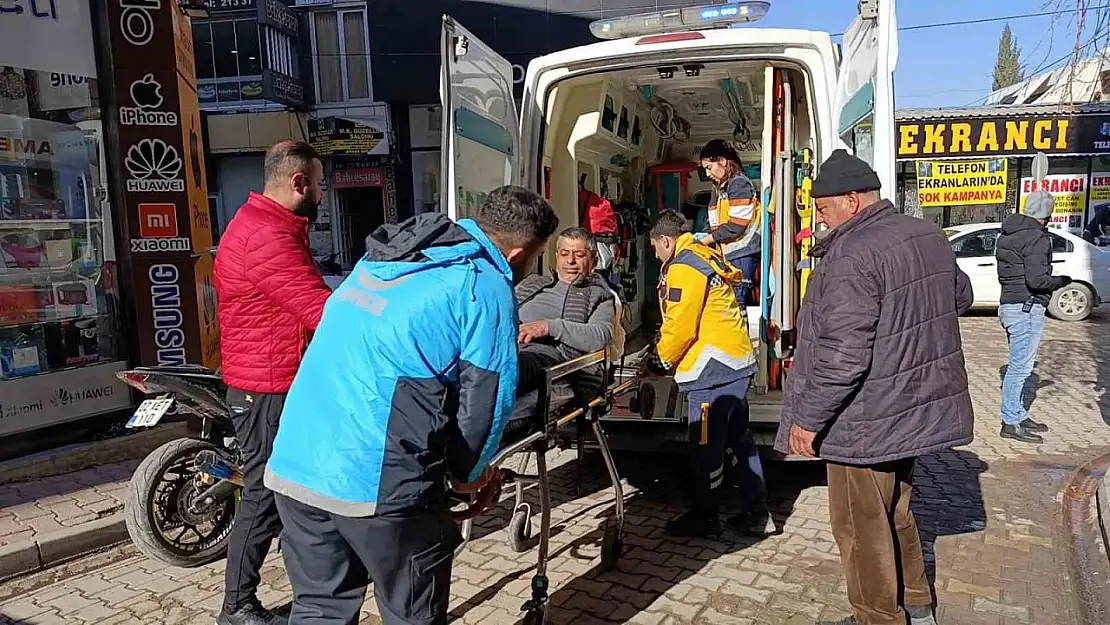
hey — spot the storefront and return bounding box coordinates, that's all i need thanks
[0,1,215,437]
[0,2,134,435]
[896,104,1110,236]
[307,109,396,266]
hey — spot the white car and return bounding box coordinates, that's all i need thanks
[944,223,1110,321]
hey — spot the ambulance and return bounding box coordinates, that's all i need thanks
[438,0,898,446]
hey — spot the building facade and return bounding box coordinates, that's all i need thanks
[0,0,215,437]
[896,104,1110,236]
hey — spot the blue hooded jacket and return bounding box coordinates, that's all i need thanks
[264,214,518,517]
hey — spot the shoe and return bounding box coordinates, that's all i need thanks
[1020,417,1048,433]
[1000,423,1044,443]
[726,512,777,537]
[216,603,287,625]
[663,510,721,538]
[906,603,937,625]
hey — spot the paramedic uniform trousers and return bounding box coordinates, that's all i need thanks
[224,389,285,612]
[275,494,461,625]
[686,375,765,516]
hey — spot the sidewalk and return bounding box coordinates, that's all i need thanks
[0,424,189,581]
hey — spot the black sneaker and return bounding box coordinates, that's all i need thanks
[216,603,287,625]
[726,512,777,537]
[663,510,721,538]
[1000,423,1044,444]
[1020,417,1048,433]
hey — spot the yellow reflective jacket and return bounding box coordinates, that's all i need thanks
[656,233,756,387]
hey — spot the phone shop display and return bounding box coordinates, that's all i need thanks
[0,121,119,381]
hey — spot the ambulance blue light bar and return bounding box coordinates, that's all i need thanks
[589,1,770,40]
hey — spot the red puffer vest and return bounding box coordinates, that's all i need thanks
[214,192,332,394]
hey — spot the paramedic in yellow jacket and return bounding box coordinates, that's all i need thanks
[648,210,775,539]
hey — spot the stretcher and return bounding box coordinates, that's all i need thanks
[449,348,640,625]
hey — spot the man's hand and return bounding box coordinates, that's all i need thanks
[450,466,498,493]
[518,321,550,344]
[789,424,817,458]
[697,234,715,246]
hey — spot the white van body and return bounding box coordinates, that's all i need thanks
[438,1,898,445]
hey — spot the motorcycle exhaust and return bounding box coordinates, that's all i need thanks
[194,449,244,487]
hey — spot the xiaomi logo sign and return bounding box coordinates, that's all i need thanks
[138,203,178,238]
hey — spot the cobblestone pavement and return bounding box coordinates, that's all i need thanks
[2,312,1110,625]
[0,461,136,548]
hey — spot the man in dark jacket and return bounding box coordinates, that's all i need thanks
[995,190,1071,443]
[213,140,332,625]
[774,150,974,625]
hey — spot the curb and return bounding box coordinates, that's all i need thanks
[0,423,188,486]
[0,513,128,583]
[1064,449,1110,624]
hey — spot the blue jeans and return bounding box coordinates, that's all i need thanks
[729,253,758,306]
[999,303,1046,425]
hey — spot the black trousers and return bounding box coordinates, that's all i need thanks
[275,494,461,625]
[224,388,285,611]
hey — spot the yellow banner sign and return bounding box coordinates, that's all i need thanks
[1019,175,1088,226]
[916,159,1008,207]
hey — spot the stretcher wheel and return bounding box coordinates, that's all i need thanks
[600,523,623,571]
[508,504,532,553]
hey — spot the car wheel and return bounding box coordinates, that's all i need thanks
[1048,283,1094,321]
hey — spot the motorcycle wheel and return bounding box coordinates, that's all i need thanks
[125,438,239,568]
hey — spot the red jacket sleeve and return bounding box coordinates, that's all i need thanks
[243,229,331,330]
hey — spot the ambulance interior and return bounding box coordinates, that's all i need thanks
[539,60,817,413]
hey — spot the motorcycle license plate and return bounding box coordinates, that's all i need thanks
[126,396,175,428]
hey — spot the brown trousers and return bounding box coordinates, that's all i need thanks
[827,459,933,625]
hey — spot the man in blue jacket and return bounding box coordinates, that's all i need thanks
[264,186,559,625]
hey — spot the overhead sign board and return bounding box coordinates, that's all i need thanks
[898,114,1110,158]
[309,116,389,156]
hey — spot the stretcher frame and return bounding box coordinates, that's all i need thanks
[453,348,637,624]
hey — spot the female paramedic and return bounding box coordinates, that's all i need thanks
[697,139,760,306]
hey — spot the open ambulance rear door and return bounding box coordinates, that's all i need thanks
[833,0,898,194]
[439,16,520,221]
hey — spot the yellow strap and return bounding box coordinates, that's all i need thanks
[700,403,709,445]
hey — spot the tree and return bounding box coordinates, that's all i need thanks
[993,24,1025,91]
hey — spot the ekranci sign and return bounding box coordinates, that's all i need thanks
[897,114,1110,158]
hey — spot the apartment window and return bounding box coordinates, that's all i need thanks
[312,9,371,103]
[193,19,263,81]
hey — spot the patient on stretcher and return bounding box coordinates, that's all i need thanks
[503,228,624,446]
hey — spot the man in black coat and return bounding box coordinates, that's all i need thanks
[994,190,1071,443]
[774,150,974,625]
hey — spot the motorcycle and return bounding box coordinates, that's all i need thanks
[117,365,241,567]
[117,253,346,567]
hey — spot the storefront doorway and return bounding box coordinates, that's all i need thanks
[338,185,385,264]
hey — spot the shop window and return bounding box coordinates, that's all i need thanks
[313,9,372,103]
[1,66,122,392]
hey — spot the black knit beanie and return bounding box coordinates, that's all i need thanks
[699,139,741,164]
[811,149,881,198]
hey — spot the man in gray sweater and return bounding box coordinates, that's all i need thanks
[505,228,618,438]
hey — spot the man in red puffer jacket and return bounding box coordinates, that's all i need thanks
[213,140,332,625]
